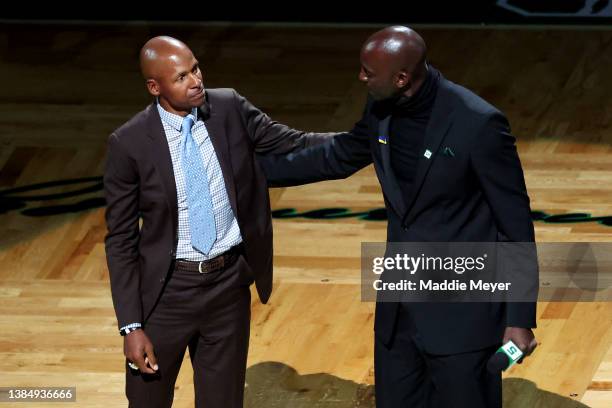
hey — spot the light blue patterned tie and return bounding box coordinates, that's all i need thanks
[180,115,216,254]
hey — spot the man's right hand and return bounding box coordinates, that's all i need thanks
[124,329,158,374]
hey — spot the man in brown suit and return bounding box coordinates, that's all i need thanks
[103,36,330,407]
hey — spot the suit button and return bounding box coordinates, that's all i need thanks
[160,277,165,283]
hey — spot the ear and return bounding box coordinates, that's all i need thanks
[395,70,411,89]
[146,79,160,97]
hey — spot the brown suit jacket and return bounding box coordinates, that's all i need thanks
[104,88,331,329]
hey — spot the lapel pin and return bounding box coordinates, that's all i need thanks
[423,149,432,159]
[378,135,388,144]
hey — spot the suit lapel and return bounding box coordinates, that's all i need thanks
[146,104,179,235]
[201,93,239,217]
[402,79,454,226]
[375,115,408,217]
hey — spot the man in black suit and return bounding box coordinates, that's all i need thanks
[103,36,331,407]
[260,26,538,407]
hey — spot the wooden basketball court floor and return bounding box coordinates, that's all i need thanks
[0,21,610,407]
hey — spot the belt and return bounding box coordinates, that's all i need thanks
[174,245,243,274]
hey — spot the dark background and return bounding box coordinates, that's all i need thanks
[2,0,612,25]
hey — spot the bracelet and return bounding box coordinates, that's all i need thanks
[119,327,142,336]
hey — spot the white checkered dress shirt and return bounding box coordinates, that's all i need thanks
[120,103,244,333]
[157,103,243,261]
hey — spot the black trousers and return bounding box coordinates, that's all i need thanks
[125,253,252,408]
[375,304,501,408]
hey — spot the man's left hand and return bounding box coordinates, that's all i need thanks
[503,327,537,363]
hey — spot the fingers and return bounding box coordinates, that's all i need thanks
[503,327,538,364]
[131,351,155,374]
[516,337,538,363]
[526,338,538,355]
[520,337,537,355]
[144,342,159,372]
[124,331,158,374]
[516,345,528,364]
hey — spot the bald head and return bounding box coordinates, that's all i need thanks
[363,26,427,77]
[358,26,428,100]
[140,36,193,80]
[139,36,205,116]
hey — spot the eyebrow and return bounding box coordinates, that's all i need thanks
[175,61,199,80]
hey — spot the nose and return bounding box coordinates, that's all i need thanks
[190,72,203,88]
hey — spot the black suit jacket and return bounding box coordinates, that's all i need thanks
[260,74,537,354]
[104,88,331,329]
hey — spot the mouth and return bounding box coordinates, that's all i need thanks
[191,88,205,99]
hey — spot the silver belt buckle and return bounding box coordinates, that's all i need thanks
[198,255,226,274]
